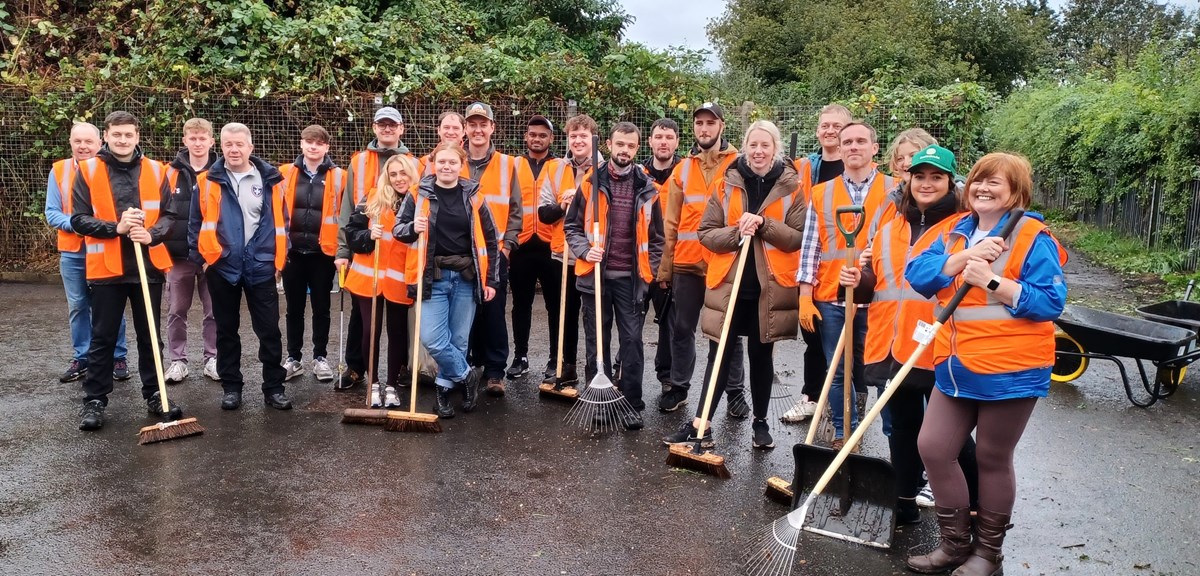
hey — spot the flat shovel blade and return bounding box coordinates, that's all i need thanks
[791,443,897,549]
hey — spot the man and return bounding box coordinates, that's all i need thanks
[564,122,664,431]
[536,114,598,389]
[642,118,682,391]
[417,111,465,176]
[782,104,852,422]
[797,121,896,450]
[162,118,220,384]
[508,115,560,381]
[334,106,411,389]
[70,111,180,431]
[280,124,345,383]
[189,122,293,411]
[656,103,748,416]
[45,121,131,384]
[461,102,522,397]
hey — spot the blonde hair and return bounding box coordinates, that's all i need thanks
[885,128,937,175]
[369,155,418,220]
[742,120,785,162]
[183,118,213,136]
[964,152,1034,213]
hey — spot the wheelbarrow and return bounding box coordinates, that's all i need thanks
[1052,304,1197,407]
[1133,279,1200,397]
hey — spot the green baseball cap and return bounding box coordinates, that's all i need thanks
[909,144,956,176]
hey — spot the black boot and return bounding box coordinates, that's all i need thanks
[460,369,479,413]
[435,386,455,419]
[951,507,1011,576]
[897,497,921,526]
[906,506,973,573]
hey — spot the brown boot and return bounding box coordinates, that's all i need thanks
[906,506,973,573]
[951,507,1011,576]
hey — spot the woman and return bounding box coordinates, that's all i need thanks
[417,111,466,176]
[838,144,979,526]
[885,128,937,185]
[394,141,499,419]
[904,152,1067,576]
[662,120,805,450]
[345,155,418,408]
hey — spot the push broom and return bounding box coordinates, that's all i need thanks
[665,234,752,479]
[342,238,388,425]
[743,208,1025,576]
[134,242,204,445]
[385,231,442,433]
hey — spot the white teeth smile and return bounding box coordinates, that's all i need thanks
[976,194,994,200]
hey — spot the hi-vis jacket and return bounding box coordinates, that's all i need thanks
[514,154,556,245]
[536,157,587,262]
[658,142,738,279]
[279,157,346,257]
[47,158,84,253]
[466,147,523,254]
[344,190,412,305]
[337,140,412,261]
[807,171,896,302]
[189,156,288,286]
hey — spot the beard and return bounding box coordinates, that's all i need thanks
[611,154,634,168]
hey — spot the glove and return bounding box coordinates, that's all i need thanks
[799,293,822,333]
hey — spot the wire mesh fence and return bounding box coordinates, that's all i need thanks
[0,87,983,272]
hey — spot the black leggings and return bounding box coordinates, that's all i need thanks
[693,299,773,421]
[354,295,411,386]
[919,388,1037,513]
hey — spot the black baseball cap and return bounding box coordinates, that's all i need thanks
[693,102,725,121]
[528,115,555,132]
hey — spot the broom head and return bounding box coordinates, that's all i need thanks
[137,417,204,445]
[341,408,389,426]
[538,382,580,399]
[665,442,732,479]
[383,411,442,433]
[764,476,795,506]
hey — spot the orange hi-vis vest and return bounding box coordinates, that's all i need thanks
[344,191,412,305]
[195,173,289,271]
[864,212,962,370]
[543,159,580,258]
[932,215,1068,374]
[78,157,172,279]
[350,149,413,204]
[515,156,554,245]
[475,152,516,239]
[52,158,84,252]
[404,190,490,291]
[279,164,346,257]
[573,185,656,284]
[810,172,896,302]
[672,154,736,266]
[705,181,803,289]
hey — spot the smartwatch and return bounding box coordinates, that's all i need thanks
[986,276,1002,292]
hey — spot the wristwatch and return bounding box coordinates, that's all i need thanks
[986,275,1002,292]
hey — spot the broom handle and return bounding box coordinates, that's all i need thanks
[366,238,380,405]
[805,327,844,445]
[338,265,346,371]
[133,242,170,413]
[696,235,751,438]
[592,222,604,370]
[408,231,425,411]
[556,244,569,378]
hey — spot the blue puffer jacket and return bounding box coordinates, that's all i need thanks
[187,156,288,286]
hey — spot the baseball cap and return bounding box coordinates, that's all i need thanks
[464,102,495,122]
[908,144,957,176]
[528,115,554,132]
[693,102,724,121]
[373,106,403,124]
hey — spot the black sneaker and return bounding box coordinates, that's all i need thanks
[435,386,455,419]
[146,391,183,421]
[623,410,644,431]
[113,358,130,381]
[460,369,480,413]
[726,392,750,419]
[556,363,579,386]
[60,359,87,383]
[336,368,365,390]
[542,361,556,384]
[752,418,775,449]
[506,356,529,379]
[897,497,921,525]
[658,387,687,412]
[662,421,714,448]
[78,400,105,431]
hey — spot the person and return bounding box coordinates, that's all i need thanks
[461,102,523,397]
[904,152,1066,576]
[161,118,220,384]
[781,103,852,423]
[662,120,805,449]
[797,121,896,451]
[563,121,664,431]
[508,115,560,381]
[838,144,979,526]
[70,111,180,431]
[344,155,417,408]
[45,121,131,384]
[642,117,682,391]
[417,111,466,176]
[885,128,936,185]
[394,141,499,419]
[335,106,412,390]
[189,122,293,411]
[536,113,598,389]
[656,103,747,417]
[279,124,346,383]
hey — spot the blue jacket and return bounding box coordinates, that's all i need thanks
[188,156,287,286]
[905,210,1067,400]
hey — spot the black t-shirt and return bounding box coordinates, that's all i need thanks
[816,158,844,184]
[434,184,472,257]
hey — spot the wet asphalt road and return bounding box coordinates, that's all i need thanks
[1,266,1198,575]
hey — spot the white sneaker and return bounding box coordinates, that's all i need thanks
[312,357,335,382]
[780,394,817,423]
[916,484,936,508]
[203,357,221,381]
[283,357,304,381]
[369,382,382,408]
[383,385,402,408]
[164,360,189,383]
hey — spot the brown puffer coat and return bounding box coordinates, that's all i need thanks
[698,160,806,343]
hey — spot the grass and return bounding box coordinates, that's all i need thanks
[1049,218,1200,297]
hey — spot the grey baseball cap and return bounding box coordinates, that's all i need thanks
[373,106,403,124]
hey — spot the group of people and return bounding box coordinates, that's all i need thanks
[47,100,1067,576]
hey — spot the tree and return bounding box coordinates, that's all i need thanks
[1055,0,1194,74]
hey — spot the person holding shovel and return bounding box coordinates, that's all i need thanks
[904,152,1067,576]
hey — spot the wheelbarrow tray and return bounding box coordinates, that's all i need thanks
[1135,300,1200,331]
[1057,305,1195,362]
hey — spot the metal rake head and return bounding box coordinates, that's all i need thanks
[563,383,638,434]
[767,379,797,421]
[742,507,806,576]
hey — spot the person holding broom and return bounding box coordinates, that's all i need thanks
[904,152,1067,576]
[662,120,806,449]
[394,141,499,419]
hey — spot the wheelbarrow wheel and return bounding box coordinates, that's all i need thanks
[1052,330,1088,383]
[1153,365,1186,397]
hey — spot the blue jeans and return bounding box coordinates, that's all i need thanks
[816,301,889,438]
[421,269,478,389]
[61,253,126,362]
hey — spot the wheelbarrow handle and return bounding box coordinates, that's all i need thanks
[834,205,866,248]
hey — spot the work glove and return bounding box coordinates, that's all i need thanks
[799,294,822,333]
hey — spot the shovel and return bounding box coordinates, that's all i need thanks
[834,205,865,443]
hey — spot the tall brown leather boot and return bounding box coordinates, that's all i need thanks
[951,507,1012,576]
[906,506,973,573]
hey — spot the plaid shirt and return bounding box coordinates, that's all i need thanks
[797,169,879,288]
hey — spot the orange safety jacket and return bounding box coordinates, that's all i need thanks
[809,172,895,302]
[280,164,346,257]
[672,154,737,267]
[404,191,490,290]
[541,159,579,258]
[515,156,554,245]
[705,181,802,289]
[349,150,413,204]
[195,175,289,271]
[932,215,1067,374]
[475,152,516,241]
[344,191,412,305]
[52,159,84,252]
[78,157,172,279]
[573,183,656,284]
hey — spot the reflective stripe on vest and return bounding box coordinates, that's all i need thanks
[545,160,575,257]
[196,174,289,271]
[705,181,801,289]
[673,155,734,265]
[481,153,514,237]
[811,173,894,302]
[52,159,84,252]
[79,157,172,279]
